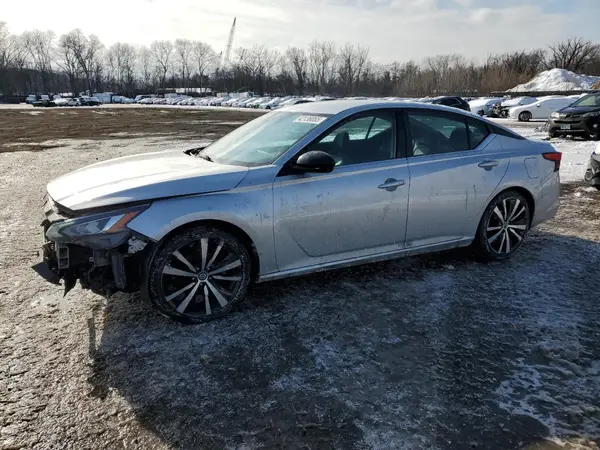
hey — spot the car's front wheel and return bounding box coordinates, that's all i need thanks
[518,111,532,122]
[474,190,530,261]
[147,226,251,324]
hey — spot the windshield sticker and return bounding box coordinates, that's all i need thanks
[294,115,327,125]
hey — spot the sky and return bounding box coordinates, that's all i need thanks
[1,0,599,63]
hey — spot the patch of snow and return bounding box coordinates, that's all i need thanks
[20,111,44,116]
[509,69,600,92]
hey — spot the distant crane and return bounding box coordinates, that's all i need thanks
[220,17,236,69]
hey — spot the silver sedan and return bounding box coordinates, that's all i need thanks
[39,100,561,323]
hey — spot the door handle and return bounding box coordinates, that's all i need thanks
[478,160,499,170]
[378,178,405,191]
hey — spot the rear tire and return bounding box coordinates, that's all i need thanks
[147,226,251,324]
[474,190,530,261]
[518,111,532,122]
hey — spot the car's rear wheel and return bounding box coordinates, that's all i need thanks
[518,111,532,122]
[474,190,530,261]
[147,226,251,324]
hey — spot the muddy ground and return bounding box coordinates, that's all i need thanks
[0,106,261,152]
[1,110,600,450]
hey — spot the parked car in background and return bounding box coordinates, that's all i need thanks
[247,97,269,108]
[275,98,314,109]
[79,96,102,106]
[135,95,152,103]
[421,96,471,112]
[548,93,600,139]
[509,96,574,122]
[53,98,69,107]
[38,100,561,324]
[32,99,57,107]
[493,96,538,118]
[468,98,503,116]
[259,97,281,109]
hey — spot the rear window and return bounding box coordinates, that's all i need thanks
[467,118,489,149]
[490,124,525,140]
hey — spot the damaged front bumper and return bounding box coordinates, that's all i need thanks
[584,152,600,189]
[37,197,153,296]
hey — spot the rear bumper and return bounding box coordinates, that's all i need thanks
[531,172,561,228]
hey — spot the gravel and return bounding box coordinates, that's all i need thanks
[1,133,600,450]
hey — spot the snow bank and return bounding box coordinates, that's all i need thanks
[509,69,600,92]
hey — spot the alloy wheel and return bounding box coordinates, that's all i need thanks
[485,197,529,255]
[160,236,245,318]
[519,111,532,122]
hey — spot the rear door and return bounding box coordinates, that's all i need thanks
[404,109,509,247]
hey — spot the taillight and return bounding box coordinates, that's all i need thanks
[542,152,562,172]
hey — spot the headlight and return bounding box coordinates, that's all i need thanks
[46,205,148,240]
[550,112,560,118]
[584,111,600,118]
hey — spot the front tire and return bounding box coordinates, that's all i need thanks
[147,226,251,324]
[518,111,532,122]
[474,191,530,261]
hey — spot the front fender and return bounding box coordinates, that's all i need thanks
[127,188,277,276]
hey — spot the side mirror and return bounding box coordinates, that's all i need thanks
[292,150,335,174]
[536,104,541,107]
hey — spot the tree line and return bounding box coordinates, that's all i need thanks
[1,22,599,99]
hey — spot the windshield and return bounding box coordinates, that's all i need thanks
[200,111,330,167]
[570,94,600,108]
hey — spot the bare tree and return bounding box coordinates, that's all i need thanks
[192,41,215,90]
[285,47,307,94]
[250,45,279,94]
[60,30,103,95]
[106,42,136,93]
[337,44,369,95]
[138,46,153,90]
[308,41,336,93]
[22,29,55,93]
[547,38,600,72]
[151,40,173,88]
[0,22,16,93]
[56,33,81,94]
[174,39,194,88]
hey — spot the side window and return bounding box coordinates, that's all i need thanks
[441,98,458,107]
[408,111,468,156]
[467,118,489,149]
[309,113,395,167]
[367,117,391,138]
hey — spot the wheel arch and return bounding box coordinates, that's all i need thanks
[154,219,261,282]
[488,186,536,227]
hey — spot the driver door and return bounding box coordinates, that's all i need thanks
[272,111,411,273]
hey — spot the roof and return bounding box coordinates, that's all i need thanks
[282,99,470,117]
[282,98,520,139]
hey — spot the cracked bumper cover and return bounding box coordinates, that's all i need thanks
[584,152,600,186]
[38,199,152,296]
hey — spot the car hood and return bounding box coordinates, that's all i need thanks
[47,149,249,211]
[558,105,600,115]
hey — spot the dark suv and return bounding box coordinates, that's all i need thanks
[422,96,471,112]
[548,93,600,139]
